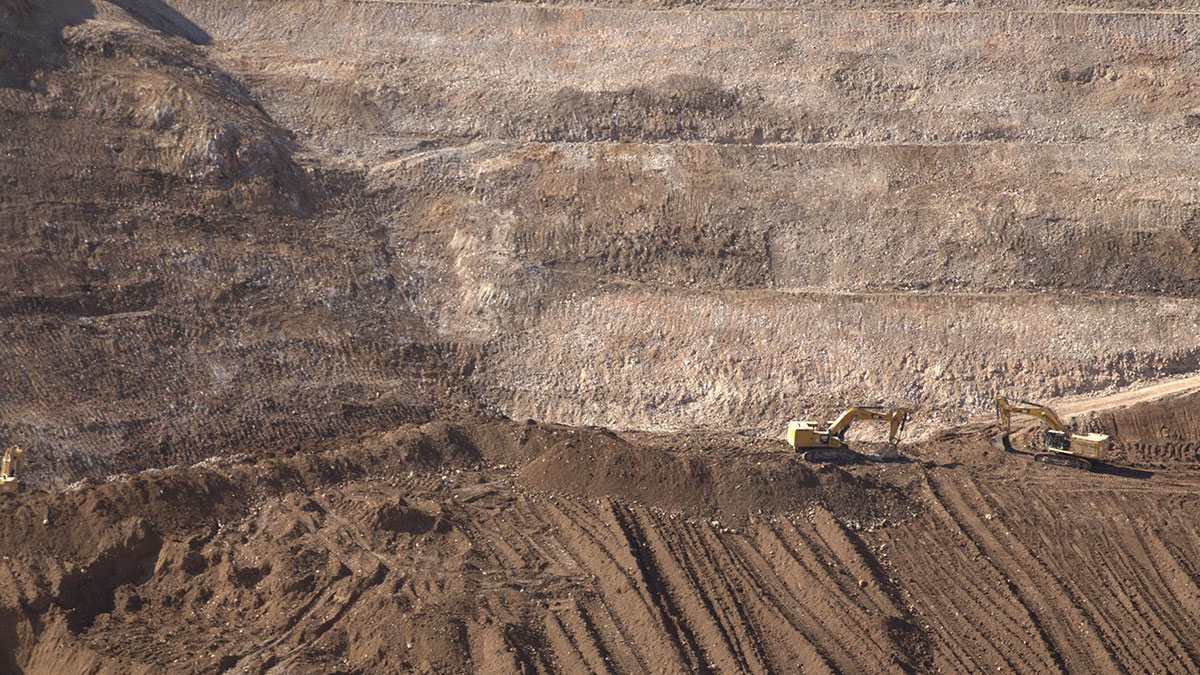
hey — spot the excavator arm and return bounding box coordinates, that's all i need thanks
[826,406,911,444]
[994,396,1066,433]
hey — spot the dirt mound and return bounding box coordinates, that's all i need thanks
[5,410,1200,673]
[516,428,915,526]
[1,419,927,673]
[3,4,309,214]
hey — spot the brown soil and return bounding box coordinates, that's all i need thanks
[4,0,1200,672]
[4,396,1200,673]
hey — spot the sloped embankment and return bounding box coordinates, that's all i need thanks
[5,408,1200,673]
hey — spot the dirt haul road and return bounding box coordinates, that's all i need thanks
[1056,373,1200,417]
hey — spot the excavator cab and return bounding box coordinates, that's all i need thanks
[0,446,22,495]
[1044,429,1071,453]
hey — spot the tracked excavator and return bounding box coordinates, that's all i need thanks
[1,446,22,495]
[787,406,910,463]
[993,396,1109,470]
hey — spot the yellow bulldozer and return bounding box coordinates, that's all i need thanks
[993,396,1109,470]
[1,446,22,494]
[787,406,910,463]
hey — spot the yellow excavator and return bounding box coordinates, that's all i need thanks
[787,406,910,463]
[1,446,22,494]
[994,396,1109,470]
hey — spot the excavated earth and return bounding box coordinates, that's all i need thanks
[2,0,1200,673]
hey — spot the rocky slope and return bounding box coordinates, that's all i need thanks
[2,1,1200,673]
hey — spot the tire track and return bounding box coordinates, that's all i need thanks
[984,488,1155,670]
[608,504,714,674]
[522,500,648,672]
[1074,526,1176,669]
[541,604,607,675]
[1116,525,1200,669]
[535,497,675,673]
[720,530,841,674]
[780,522,899,664]
[1137,528,1200,665]
[566,600,624,675]
[977,484,1186,672]
[658,515,769,673]
[753,518,888,670]
[934,475,1122,673]
[912,477,1067,673]
[878,518,1030,672]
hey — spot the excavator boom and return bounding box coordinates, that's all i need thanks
[995,397,1067,433]
[826,406,910,443]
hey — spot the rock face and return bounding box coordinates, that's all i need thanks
[4,0,1200,483]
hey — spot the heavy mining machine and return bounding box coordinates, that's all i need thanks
[993,396,1109,470]
[786,406,910,463]
[1,446,22,494]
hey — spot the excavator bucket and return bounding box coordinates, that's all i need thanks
[867,444,901,462]
[990,433,1016,453]
[0,446,22,495]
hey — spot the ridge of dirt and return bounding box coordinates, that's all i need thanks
[0,418,926,672]
[5,399,1200,673]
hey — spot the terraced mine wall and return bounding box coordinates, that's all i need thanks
[182,0,1200,431]
[3,0,1200,478]
[5,3,1200,673]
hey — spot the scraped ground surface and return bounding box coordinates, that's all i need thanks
[4,392,1200,673]
[2,0,1200,672]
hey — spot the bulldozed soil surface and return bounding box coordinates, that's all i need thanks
[3,0,1200,672]
[4,392,1200,673]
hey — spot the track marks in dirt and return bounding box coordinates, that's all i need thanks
[884,477,1067,672]
[931,476,1119,672]
[528,497,671,673]
[888,470,1200,674]
[758,515,914,671]
[467,491,927,674]
[10,416,1200,672]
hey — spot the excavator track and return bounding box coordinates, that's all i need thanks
[801,448,862,464]
[1034,452,1092,471]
